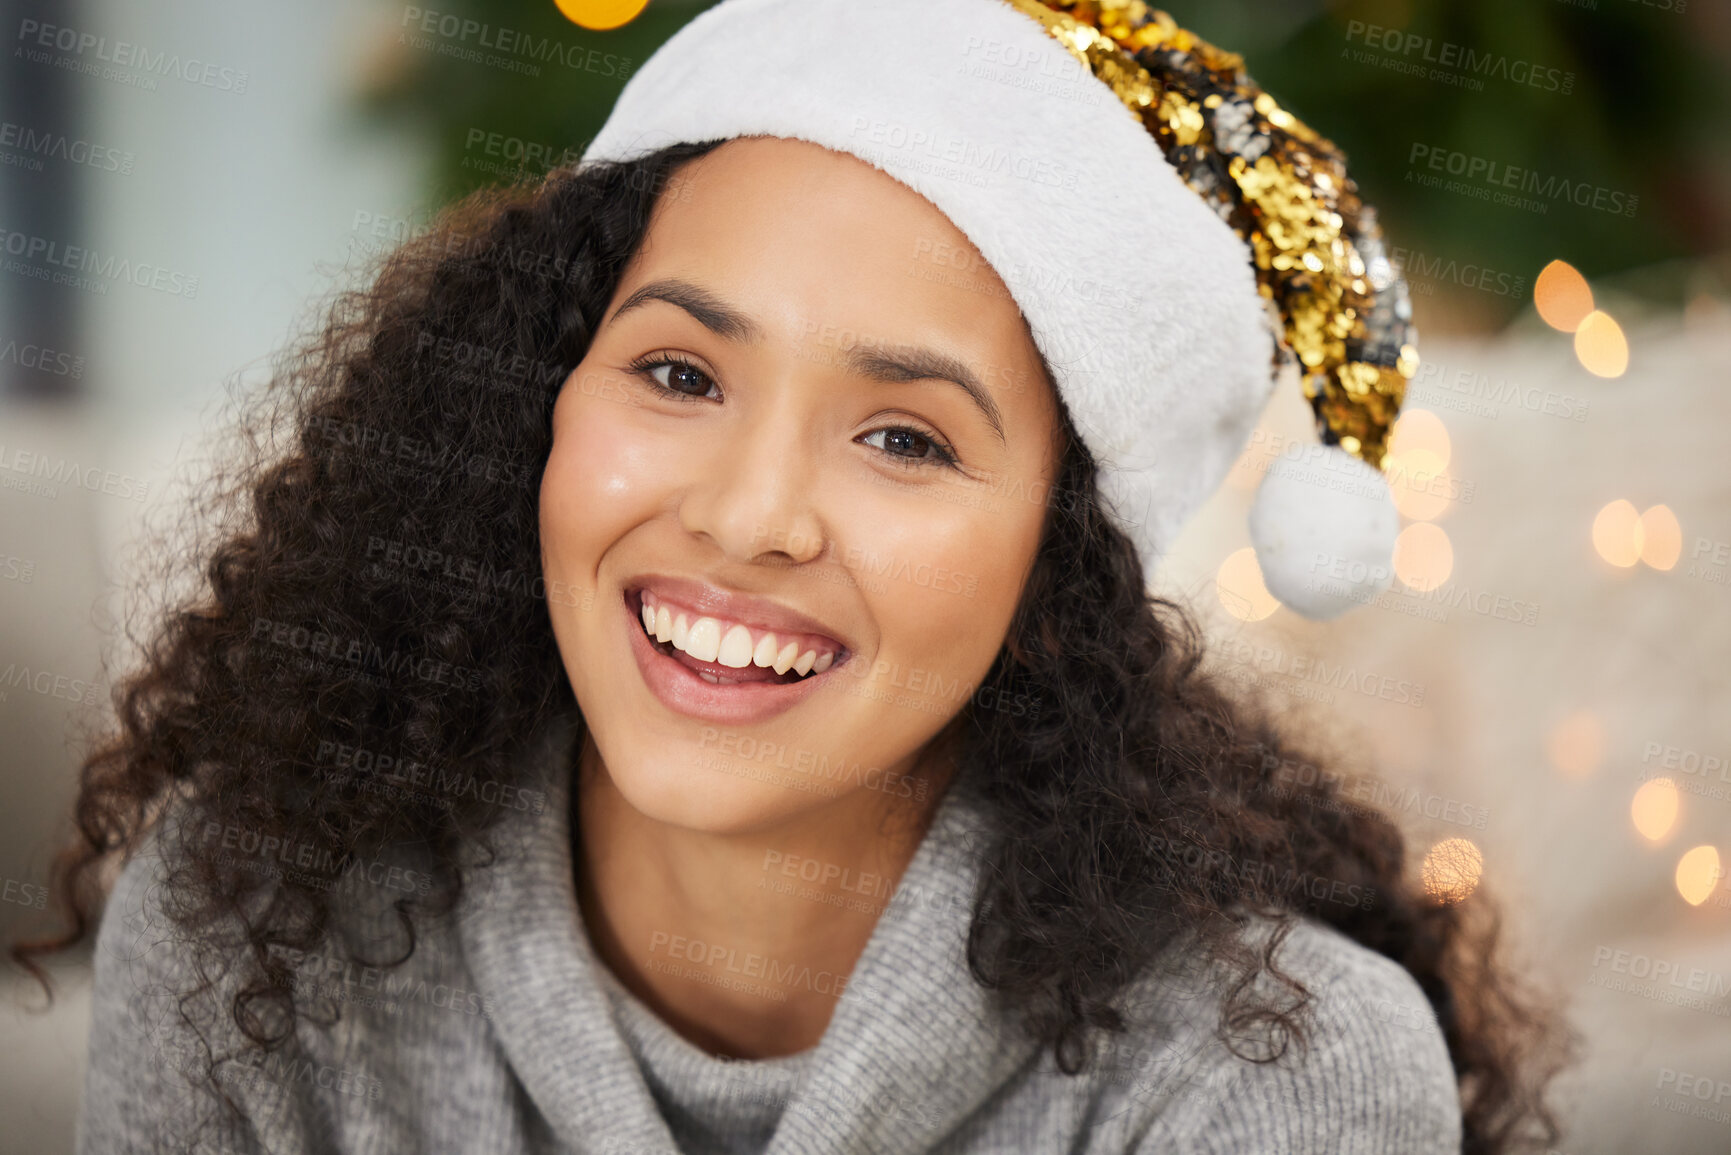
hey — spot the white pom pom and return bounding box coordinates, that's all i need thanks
[1247,445,1399,621]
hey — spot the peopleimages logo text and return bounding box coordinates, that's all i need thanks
[1343,21,1573,94]
[0,228,199,298]
[399,7,632,78]
[1408,144,1637,217]
[15,19,249,92]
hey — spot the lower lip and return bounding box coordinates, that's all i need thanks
[622,591,846,725]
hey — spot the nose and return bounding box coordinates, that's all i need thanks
[676,389,829,567]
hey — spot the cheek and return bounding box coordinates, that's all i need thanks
[540,376,659,564]
[856,493,1036,673]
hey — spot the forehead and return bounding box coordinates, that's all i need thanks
[621,136,1043,374]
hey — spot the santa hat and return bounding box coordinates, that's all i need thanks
[579,0,1418,620]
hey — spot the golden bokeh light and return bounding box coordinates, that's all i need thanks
[1386,448,1454,522]
[1574,310,1629,378]
[1639,504,1682,570]
[554,0,650,30]
[1591,499,1644,568]
[1675,845,1722,907]
[1631,777,1680,843]
[1422,838,1484,904]
[1217,547,1281,621]
[1393,522,1453,592]
[1534,259,1595,332]
[1387,408,1451,472]
[1545,710,1605,778]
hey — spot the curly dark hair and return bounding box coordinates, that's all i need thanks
[11,138,1573,1153]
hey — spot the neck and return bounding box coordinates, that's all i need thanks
[573,725,958,1060]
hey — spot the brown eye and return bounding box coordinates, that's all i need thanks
[881,429,931,458]
[631,354,717,400]
[655,362,712,396]
[860,426,959,469]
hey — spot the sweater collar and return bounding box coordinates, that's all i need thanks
[456,709,1041,1154]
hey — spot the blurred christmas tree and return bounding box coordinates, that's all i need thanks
[354,0,715,205]
[356,0,1728,330]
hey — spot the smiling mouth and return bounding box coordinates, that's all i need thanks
[626,588,850,687]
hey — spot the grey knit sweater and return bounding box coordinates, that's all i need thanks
[77,713,1464,1154]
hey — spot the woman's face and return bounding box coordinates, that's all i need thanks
[541,135,1061,835]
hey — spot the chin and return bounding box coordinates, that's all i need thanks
[600,738,834,836]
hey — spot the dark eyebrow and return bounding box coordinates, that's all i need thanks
[608,277,765,344]
[842,345,1005,446]
[608,276,1005,445]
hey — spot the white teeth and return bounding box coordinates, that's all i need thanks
[683,617,722,663]
[637,593,841,680]
[717,624,755,669]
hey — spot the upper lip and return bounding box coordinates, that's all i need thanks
[625,574,852,656]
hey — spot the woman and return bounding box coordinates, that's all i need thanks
[14,1,1569,1152]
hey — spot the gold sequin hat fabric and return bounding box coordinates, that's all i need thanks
[1002,0,1418,470]
[579,0,1415,618]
